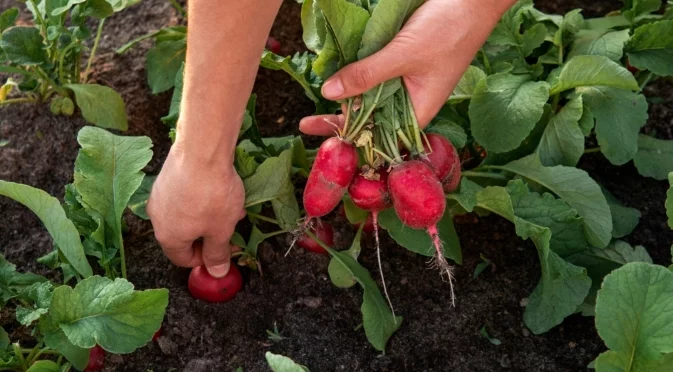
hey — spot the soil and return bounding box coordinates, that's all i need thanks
[1,0,672,371]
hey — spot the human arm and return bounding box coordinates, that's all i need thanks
[147,0,282,277]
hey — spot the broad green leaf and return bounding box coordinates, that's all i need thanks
[487,0,534,47]
[265,352,309,372]
[0,27,46,65]
[475,181,591,334]
[105,0,141,12]
[16,282,53,326]
[521,23,548,56]
[146,39,186,94]
[595,263,673,371]
[271,191,300,232]
[161,63,184,127]
[450,178,483,213]
[0,327,8,350]
[325,246,402,351]
[425,119,467,149]
[626,20,673,76]
[578,87,648,165]
[552,9,584,47]
[52,0,85,15]
[568,29,631,61]
[567,240,652,287]
[584,15,631,30]
[0,254,48,306]
[64,84,128,130]
[127,175,156,220]
[601,187,641,238]
[328,226,363,288]
[623,0,663,22]
[260,51,328,113]
[578,102,595,136]
[469,73,550,153]
[448,66,486,103]
[301,0,326,52]
[26,360,59,372]
[668,173,673,229]
[116,26,185,54]
[314,0,370,78]
[235,148,259,178]
[378,209,462,264]
[80,0,114,19]
[46,276,168,353]
[357,0,423,59]
[0,182,93,278]
[537,95,585,167]
[40,320,89,371]
[550,55,639,95]
[74,127,153,253]
[494,154,612,248]
[634,135,673,180]
[244,148,294,207]
[0,8,18,33]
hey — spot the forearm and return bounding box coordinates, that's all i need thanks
[176,0,282,165]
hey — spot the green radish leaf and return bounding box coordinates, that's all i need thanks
[582,14,631,30]
[494,154,612,248]
[51,0,85,16]
[80,0,114,19]
[244,148,294,207]
[450,178,483,213]
[235,148,260,179]
[521,23,548,56]
[265,352,309,372]
[146,39,186,94]
[44,276,168,353]
[567,29,630,61]
[313,0,370,78]
[324,246,402,351]
[378,209,462,264]
[579,87,648,165]
[301,0,326,53]
[64,84,128,130]
[425,119,467,149]
[552,9,584,48]
[328,225,363,288]
[243,225,267,259]
[601,186,641,238]
[667,173,673,230]
[634,135,673,180]
[127,175,156,220]
[469,73,550,153]
[40,319,89,371]
[475,181,591,334]
[26,360,59,372]
[271,191,300,232]
[0,254,48,306]
[105,0,141,12]
[356,0,423,59]
[567,240,652,289]
[260,51,329,113]
[0,8,18,33]
[626,20,673,76]
[16,282,53,326]
[536,95,585,167]
[622,0,663,23]
[448,65,486,103]
[0,326,8,350]
[594,263,673,371]
[550,56,639,95]
[116,26,186,54]
[343,196,368,224]
[0,182,93,278]
[487,0,534,47]
[73,127,153,254]
[578,102,594,136]
[161,63,184,127]
[0,27,47,65]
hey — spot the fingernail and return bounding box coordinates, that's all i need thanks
[322,78,344,98]
[206,262,230,278]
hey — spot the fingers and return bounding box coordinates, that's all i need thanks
[299,113,346,136]
[201,235,233,278]
[159,238,204,268]
[321,42,407,101]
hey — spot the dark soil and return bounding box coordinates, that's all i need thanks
[1,0,671,371]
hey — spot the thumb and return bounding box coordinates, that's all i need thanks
[201,236,232,278]
[322,42,408,101]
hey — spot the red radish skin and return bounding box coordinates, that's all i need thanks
[388,160,456,305]
[85,345,105,372]
[348,170,391,212]
[423,133,461,193]
[188,265,243,303]
[266,37,281,54]
[303,137,359,220]
[152,327,162,342]
[297,222,335,254]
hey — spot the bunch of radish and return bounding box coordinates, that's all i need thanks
[300,86,462,304]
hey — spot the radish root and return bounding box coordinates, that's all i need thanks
[373,212,397,322]
[427,225,456,307]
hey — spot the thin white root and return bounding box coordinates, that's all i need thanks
[427,225,457,307]
[286,218,314,257]
[373,213,396,322]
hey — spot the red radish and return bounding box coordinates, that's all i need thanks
[297,221,334,254]
[188,265,243,303]
[388,160,455,304]
[423,133,461,193]
[626,58,639,74]
[85,345,105,372]
[152,327,162,341]
[266,37,281,54]
[303,137,359,220]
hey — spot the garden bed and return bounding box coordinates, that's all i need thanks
[1,0,672,371]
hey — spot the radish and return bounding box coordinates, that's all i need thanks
[152,327,162,342]
[85,345,105,372]
[266,37,281,54]
[188,264,243,303]
[303,137,359,220]
[297,221,334,254]
[388,160,455,304]
[423,133,461,193]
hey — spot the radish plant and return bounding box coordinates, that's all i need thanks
[0,0,138,130]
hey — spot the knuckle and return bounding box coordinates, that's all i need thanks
[351,64,373,89]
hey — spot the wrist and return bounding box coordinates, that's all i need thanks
[173,120,238,168]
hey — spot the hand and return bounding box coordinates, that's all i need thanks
[300,0,514,135]
[147,140,246,278]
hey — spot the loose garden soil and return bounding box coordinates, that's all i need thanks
[1,0,671,371]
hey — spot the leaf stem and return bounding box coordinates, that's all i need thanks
[168,0,187,16]
[372,148,395,164]
[59,43,79,84]
[0,97,37,106]
[639,71,654,90]
[462,170,509,181]
[247,212,279,225]
[405,91,423,153]
[28,0,47,35]
[34,67,68,97]
[584,147,601,154]
[119,234,127,279]
[13,344,28,370]
[346,83,384,141]
[341,98,353,136]
[83,19,105,83]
